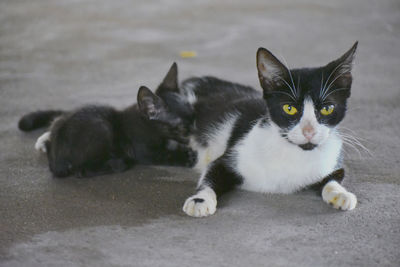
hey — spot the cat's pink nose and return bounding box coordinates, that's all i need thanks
[302,125,316,141]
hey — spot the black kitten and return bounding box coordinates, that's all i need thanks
[18,63,196,178]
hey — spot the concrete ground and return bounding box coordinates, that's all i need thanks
[1,0,399,266]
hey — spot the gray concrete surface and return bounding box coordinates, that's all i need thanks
[1,0,399,266]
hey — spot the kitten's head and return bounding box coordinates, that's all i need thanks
[137,63,194,142]
[257,42,357,150]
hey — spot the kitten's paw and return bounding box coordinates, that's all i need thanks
[183,187,217,217]
[322,181,357,210]
[34,132,50,153]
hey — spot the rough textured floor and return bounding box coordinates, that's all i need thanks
[1,0,399,266]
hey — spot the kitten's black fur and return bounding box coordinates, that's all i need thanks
[19,63,196,178]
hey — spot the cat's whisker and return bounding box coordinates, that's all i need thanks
[320,61,346,99]
[337,126,357,134]
[321,71,348,100]
[337,127,371,143]
[339,135,363,156]
[338,132,364,146]
[336,130,373,157]
[345,106,363,113]
[319,72,324,98]
[297,75,301,96]
[341,134,366,149]
[343,136,373,157]
[340,146,351,157]
[276,76,297,100]
[341,139,363,158]
[321,88,348,101]
[280,54,298,97]
[338,130,369,145]
[270,91,297,102]
[320,61,348,100]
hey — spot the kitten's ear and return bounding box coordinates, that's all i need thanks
[137,86,167,120]
[156,62,179,95]
[324,41,358,89]
[257,48,290,92]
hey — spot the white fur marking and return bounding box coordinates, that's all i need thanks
[233,121,342,193]
[190,114,238,172]
[183,186,217,217]
[322,181,357,210]
[35,132,50,153]
[181,80,198,105]
[287,98,330,146]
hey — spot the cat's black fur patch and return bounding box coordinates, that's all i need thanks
[200,156,243,197]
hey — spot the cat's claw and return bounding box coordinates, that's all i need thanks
[183,187,217,217]
[35,132,50,153]
[322,181,357,210]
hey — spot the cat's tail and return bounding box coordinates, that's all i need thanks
[18,110,64,131]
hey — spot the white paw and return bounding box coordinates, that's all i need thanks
[322,181,357,210]
[35,132,50,153]
[183,187,217,217]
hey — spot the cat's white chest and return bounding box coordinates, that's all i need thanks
[232,123,342,194]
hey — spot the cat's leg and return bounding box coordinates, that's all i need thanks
[35,131,51,153]
[183,157,241,217]
[318,169,357,210]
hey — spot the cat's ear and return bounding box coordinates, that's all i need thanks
[156,62,179,95]
[137,86,168,120]
[256,48,290,92]
[324,41,358,89]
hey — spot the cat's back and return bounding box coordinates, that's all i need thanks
[181,76,261,105]
[51,105,117,138]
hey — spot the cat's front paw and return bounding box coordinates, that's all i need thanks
[322,181,357,210]
[183,187,217,217]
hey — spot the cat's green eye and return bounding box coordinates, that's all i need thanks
[282,104,298,115]
[320,105,335,116]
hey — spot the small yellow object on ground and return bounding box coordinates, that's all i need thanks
[180,51,197,58]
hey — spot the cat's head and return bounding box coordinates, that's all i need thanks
[137,63,194,142]
[256,42,358,150]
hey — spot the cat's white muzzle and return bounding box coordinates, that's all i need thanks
[286,99,331,148]
[287,123,330,147]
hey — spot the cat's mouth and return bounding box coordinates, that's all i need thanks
[298,143,317,151]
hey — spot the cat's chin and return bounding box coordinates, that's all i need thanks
[298,143,317,151]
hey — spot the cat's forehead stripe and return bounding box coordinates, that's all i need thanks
[301,98,317,123]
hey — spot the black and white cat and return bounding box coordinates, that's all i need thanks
[18,63,196,178]
[181,43,358,217]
